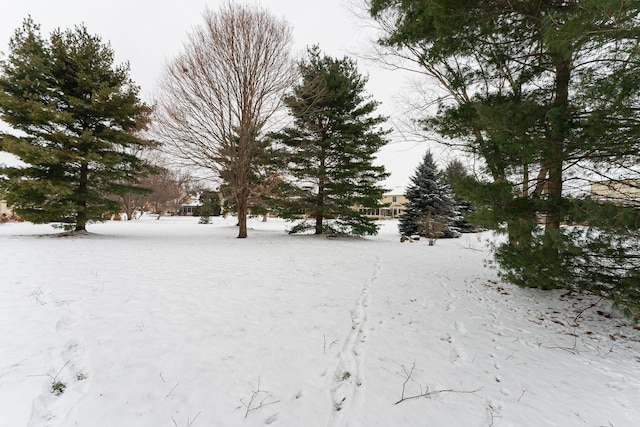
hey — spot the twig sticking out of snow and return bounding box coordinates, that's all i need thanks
[172,411,201,427]
[394,362,483,405]
[518,385,528,402]
[573,296,605,326]
[42,360,71,396]
[166,381,180,398]
[240,377,280,418]
[50,360,70,383]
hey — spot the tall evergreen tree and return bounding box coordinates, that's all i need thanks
[272,46,389,235]
[0,18,152,232]
[399,151,459,238]
[370,0,640,316]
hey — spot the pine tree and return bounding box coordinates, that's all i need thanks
[442,159,477,234]
[0,19,152,232]
[195,190,222,224]
[272,46,389,235]
[371,0,640,317]
[399,151,459,238]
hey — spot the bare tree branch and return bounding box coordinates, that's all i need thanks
[152,2,296,237]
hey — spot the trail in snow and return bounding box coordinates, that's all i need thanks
[27,286,89,426]
[327,256,381,427]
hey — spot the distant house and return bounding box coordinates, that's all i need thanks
[178,199,201,216]
[357,193,407,220]
[0,200,11,216]
[1,199,15,222]
[590,179,640,207]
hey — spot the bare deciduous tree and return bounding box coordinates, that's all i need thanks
[416,212,448,246]
[114,161,197,220]
[153,3,296,238]
[141,166,197,219]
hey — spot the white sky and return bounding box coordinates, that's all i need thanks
[0,0,442,191]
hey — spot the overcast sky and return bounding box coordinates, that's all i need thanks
[0,0,441,191]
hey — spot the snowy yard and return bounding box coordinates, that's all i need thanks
[1,217,639,427]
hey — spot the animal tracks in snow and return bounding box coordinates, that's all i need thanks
[327,256,381,427]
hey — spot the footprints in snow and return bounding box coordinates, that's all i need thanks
[328,257,381,426]
[440,333,467,366]
[439,280,470,368]
[29,290,87,425]
[439,279,517,418]
[455,320,467,335]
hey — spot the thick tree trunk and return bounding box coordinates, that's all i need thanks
[236,190,248,238]
[545,158,563,230]
[75,211,87,232]
[237,206,248,238]
[314,159,326,235]
[314,207,324,235]
[314,185,324,235]
[75,163,89,232]
[545,54,571,232]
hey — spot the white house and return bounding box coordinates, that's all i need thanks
[590,179,640,206]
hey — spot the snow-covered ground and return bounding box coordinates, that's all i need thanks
[1,216,639,427]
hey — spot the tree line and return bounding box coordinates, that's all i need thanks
[0,5,389,237]
[1,2,639,315]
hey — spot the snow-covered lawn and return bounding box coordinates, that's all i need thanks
[1,217,639,427]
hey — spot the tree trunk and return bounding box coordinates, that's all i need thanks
[75,211,87,232]
[75,163,89,232]
[155,202,162,220]
[545,54,571,232]
[522,163,529,197]
[314,159,326,234]
[314,206,324,234]
[545,158,563,230]
[236,191,248,238]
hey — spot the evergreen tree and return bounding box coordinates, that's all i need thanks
[399,151,459,238]
[442,159,477,234]
[195,189,222,224]
[370,0,640,317]
[0,19,152,232]
[272,46,389,235]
